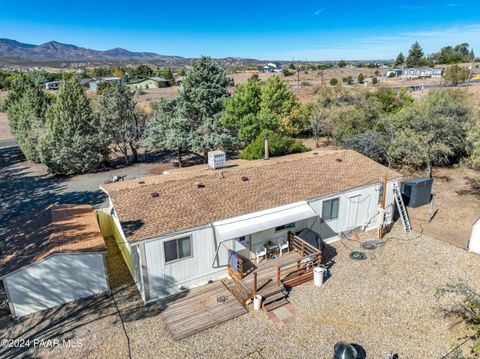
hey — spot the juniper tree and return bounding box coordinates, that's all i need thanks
[39,78,105,174]
[5,75,49,162]
[98,83,145,165]
[143,97,193,167]
[177,56,234,159]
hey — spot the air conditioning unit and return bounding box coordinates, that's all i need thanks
[208,150,226,169]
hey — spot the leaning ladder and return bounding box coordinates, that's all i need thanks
[393,182,411,233]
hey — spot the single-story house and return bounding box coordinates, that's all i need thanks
[100,150,401,304]
[386,68,443,78]
[262,62,283,73]
[0,204,109,317]
[88,76,122,91]
[126,77,170,90]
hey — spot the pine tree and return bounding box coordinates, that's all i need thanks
[222,75,262,144]
[395,52,405,67]
[406,42,425,67]
[39,78,105,174]
[257,75,297,133]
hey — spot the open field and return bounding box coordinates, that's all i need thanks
[1,223,479,358]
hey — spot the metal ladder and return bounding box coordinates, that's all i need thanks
[393,182,411,233]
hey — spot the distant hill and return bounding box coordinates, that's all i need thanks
[0,38,185,62]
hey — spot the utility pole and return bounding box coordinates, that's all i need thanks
[466,52,476,87]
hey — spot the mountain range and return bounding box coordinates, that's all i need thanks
[0,38,186,62]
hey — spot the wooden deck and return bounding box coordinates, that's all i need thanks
[241,251,303,296]
[162,281,247,341]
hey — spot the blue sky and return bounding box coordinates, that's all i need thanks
[1,0,480,60]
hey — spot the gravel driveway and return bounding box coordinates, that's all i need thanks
[1,223,479,358]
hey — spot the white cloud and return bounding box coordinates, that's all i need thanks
[313,8,326,15]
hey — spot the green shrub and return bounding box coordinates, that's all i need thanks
[240,130,308,160]
[282,69,294,77]
[358,73,365,83]
[389,72,395,78]
[372,77,378,85]
[330,78,338,86]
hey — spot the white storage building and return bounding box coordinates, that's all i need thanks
[0,204,109,317]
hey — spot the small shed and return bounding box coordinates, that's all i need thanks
[0,204,109,317]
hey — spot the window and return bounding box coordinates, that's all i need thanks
[164,236,192,263]
[275,223,295,232]
[322,198,339,220]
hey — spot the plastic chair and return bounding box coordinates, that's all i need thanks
[254,245,267,264]
[276,237,289,256]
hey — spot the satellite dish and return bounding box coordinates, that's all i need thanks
[333,342,358,359]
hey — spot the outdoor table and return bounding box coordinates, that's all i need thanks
[263,241,279,259]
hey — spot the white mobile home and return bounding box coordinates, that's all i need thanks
[101,150,401,304]
[0,205,109,317]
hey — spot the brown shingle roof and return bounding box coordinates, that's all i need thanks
[0,204,106,278]
[104,150,401,244]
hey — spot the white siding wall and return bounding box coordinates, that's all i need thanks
[140,180,398,302]
[4,253,108,317]
[144,227,225,301]
[307,180,397,243]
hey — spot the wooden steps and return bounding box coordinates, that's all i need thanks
[261,286,288,312]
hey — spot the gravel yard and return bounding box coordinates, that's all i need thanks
[1,223,479,358]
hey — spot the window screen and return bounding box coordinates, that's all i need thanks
[164,236,192,263]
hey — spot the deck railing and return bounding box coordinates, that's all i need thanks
[276,232,322,287]
[287,231,320,257]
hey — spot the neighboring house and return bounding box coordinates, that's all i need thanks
[88,76,121,91]
[100,150,401,304]
[262,62,283,73]
[174,75,185,85]
[386,67,444,78]
[44,81,60,90]
[126,77,170,90]
[0,205,109,317]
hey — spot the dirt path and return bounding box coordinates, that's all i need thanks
[408,167,480,248]
[0,112,13,140]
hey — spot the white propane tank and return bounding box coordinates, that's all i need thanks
[314,266,325,286]
[469,218,480,255]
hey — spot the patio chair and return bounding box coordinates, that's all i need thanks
[254,245,267,264]
[275,237,289,256]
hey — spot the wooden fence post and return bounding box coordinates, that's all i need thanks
[301,242,305,256]
[239,259,244,280]
[253,272,257,297]
[276,266,281,285]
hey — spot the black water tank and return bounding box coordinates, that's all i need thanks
[400,178,433,208]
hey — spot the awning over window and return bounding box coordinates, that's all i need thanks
[213,201,317,241]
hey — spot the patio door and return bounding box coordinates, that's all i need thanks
[236,235,251,259]
[346,194,361,229]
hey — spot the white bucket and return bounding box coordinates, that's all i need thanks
[314,266,325,287]
[253,295,262,311]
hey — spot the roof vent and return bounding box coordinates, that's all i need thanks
[336,158,343,162]
[151,192,159,198]
[241,176,249,182]
[208,150,227,170]
[196,183,205,189]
